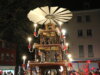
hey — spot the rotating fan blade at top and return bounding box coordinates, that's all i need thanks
[40,6,50,14]
[50,6,58,14]
[27,7,47,23]
[54,8,66,14]
[27,6,73,25]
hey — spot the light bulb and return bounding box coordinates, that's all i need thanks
[62,29,66,35]
[66,43,69,46]
[28,37,32,42]
[67,54,72,58]
[34,23,37,27]
[58,21,63,26]
[22,55,27,60]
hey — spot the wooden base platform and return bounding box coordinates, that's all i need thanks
[28,61,68,75]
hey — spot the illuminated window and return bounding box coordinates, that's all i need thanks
[79,45,84,57]
[88,45,94,57]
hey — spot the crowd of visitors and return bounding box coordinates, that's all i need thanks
[0,71,13,75]
[69,68,100,75]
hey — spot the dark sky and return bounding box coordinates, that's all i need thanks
[0,0,100,11]
[52,0,100,11]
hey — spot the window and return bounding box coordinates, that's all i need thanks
[6,53,9,61]
[1,53,4,61]
[88,45,94,57]
[0,41,2,48]
[79,45,84,57]
[11,54,14,61]
[87,29,92,36]
[77,16,82,22]
[77,30,83,37]
[85,15,91,22]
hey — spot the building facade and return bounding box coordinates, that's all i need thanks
[0,40,16,75]
[63,9,100,71]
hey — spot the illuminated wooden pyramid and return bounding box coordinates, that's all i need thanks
[27,6,73,75]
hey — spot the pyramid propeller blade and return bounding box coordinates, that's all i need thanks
[50,6,58,14]
[40,6,49,14]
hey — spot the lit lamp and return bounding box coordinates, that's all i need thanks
[62,29,66,35]
[61,29,66,39]
[67,54,72,58]
[67,54,73,62]
[64,42,69,50]
[65,43,69,46]
[61,29,66,48]
[22,55,27,72]
[22,55,27,64]
[69,58,73,62]
[34,23,37,37]
[58,21,63,29]
[27,37,32,51]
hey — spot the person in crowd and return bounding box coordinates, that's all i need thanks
[4,72,7,75]
[70,72,75,75]
[95,68,100,75]
[74,71,80,75]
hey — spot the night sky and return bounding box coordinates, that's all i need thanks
[52,0,100,10]
[0,0,100,69]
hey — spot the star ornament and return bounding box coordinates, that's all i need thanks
[27,6,73,25]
